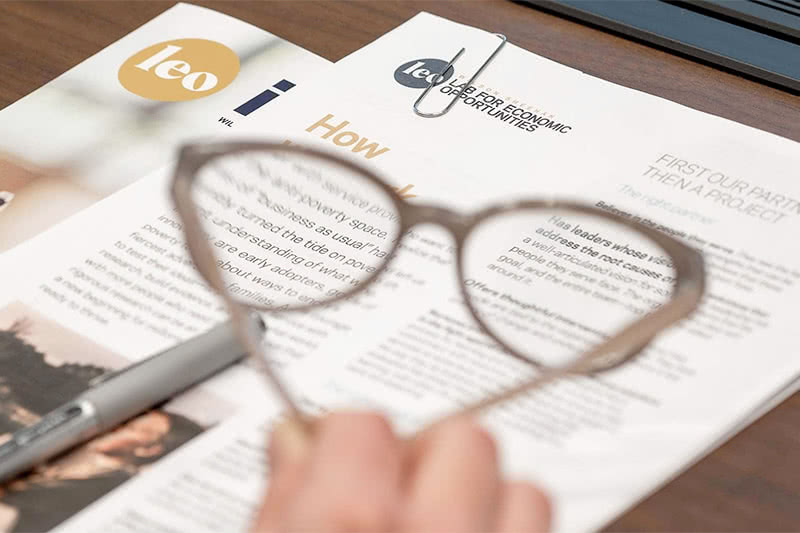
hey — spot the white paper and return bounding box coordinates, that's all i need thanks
[0,3,330,250]
[1,11,799,533]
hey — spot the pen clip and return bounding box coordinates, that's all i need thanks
[413,33,507,119]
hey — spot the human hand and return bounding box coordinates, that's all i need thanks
[253,412,550,532]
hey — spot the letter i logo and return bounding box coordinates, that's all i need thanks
[234,79,296,116]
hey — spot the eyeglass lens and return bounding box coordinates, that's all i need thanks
[462,209,676,368]
[191,149,403,309]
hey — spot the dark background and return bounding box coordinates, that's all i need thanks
[0,1,798,530]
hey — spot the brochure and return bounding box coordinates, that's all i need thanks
[0,3,330,252]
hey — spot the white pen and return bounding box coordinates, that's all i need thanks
[0,314,263,484]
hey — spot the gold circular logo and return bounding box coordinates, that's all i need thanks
[118,39,240,102]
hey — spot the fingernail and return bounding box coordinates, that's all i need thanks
[269,418,311,467]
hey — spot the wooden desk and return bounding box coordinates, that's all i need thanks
[1,1,798,530]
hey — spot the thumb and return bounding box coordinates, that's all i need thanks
[251,418,313,533]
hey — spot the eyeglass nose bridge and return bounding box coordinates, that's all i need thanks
[399,202,475,243]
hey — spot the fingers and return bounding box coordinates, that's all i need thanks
[255,412,552,533]
[401,418,500,532]
[495,480,552,533]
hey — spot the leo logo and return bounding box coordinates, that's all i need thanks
[119,39,239,101]
[394,58,454,88]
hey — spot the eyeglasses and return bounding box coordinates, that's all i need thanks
[171,142,705,429]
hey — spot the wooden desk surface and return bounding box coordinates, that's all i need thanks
[1,1,798,530]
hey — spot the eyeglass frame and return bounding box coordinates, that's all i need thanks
[171,141,705,425]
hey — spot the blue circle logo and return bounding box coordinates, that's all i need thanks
[394,58,454,89]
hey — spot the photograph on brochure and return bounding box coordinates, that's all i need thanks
[0,302,232,533]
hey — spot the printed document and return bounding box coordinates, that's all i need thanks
[0,3,329,251]
[1,11,799,533]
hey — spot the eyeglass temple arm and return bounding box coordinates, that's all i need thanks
[226,302,314,435]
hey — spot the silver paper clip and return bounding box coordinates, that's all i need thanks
[413,33,508,119]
